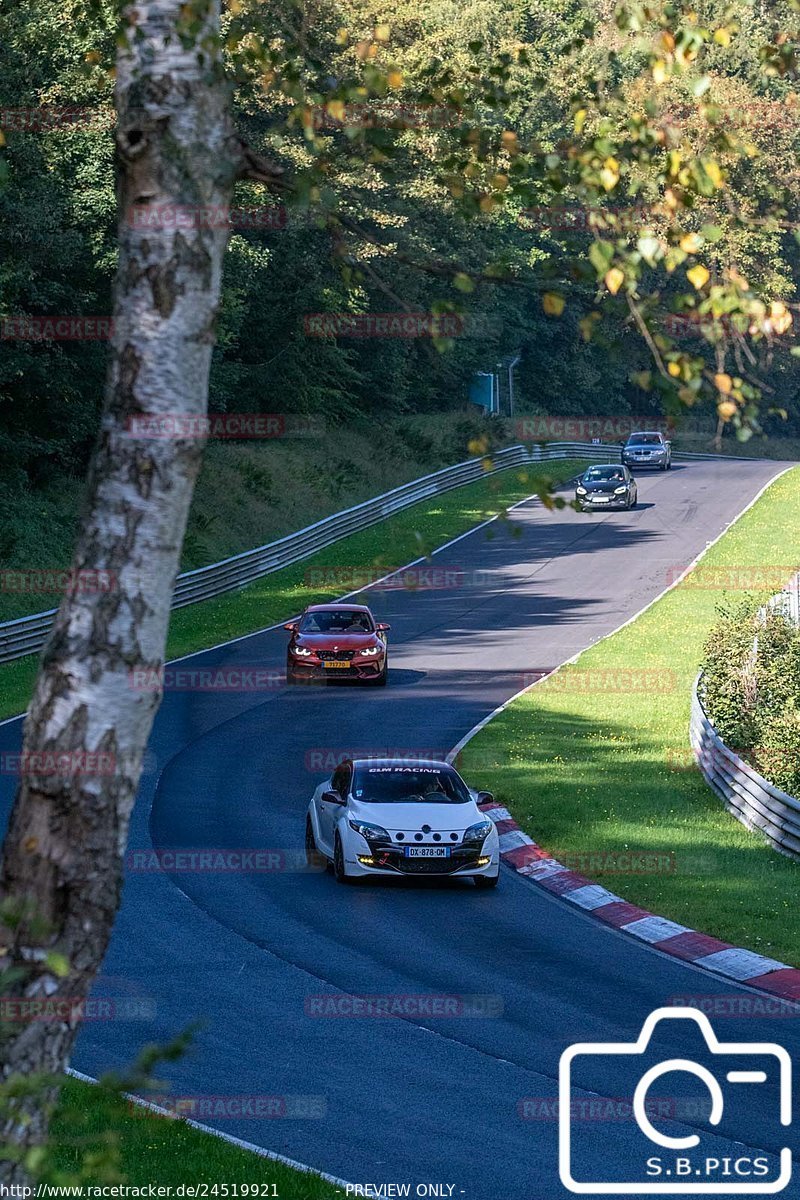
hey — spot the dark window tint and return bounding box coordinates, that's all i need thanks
[300,610,374,633]
[352,766,471,804]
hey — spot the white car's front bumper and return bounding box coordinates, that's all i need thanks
[342,823,500,879]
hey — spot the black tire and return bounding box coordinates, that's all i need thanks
[333,833,352,884]
[659,461,667,471]
[373,663,388,687]
[286,663,298,685]
[305,816,324,869]
[474,872,500,890]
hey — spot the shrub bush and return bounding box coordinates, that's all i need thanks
[701,598,800,796]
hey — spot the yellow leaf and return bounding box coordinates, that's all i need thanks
[770,301,793,335]
[0,131,5,147]
[387,70,403,89]
[713,27,731,47]
[714,373,732,394]
[717,400,737,421]
[501,130,519,155]
[604,267,625,295]
[573,108,587,134]
[652,60,668,85]
[326,100,346,123]
[668,361,681,378]
[687,264,710,290]
[705,159,723,188]
[600,156,619,192]
[335,27,349,45]
[228,0,242,13]
[542,292,565,317]
[680,232,703,254]
[374,24,391,42]
[84,50,101,64]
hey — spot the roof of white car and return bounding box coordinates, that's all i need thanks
[352,757,452,771]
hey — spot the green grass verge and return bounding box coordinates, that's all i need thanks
[0,460,585,722]
[48,1077,340,1194]
[459,465,800,968]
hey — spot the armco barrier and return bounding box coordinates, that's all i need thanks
[0,439,762,666]
[691,572,800,861]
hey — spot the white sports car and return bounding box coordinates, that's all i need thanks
[305,758,500,887]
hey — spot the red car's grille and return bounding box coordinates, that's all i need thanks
[317,649,355,661]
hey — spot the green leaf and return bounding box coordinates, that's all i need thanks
[588,240,614,274]
[46,952,70,978]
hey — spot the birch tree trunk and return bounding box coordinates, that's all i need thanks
[0,0,251,1177]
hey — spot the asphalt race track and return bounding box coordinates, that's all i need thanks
[1,458,798,1198]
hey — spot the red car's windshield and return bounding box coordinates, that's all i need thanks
[299,610,374,634]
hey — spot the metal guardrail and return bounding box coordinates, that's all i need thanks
[0,438,765,666]
[691,683,800,860]
[691,571,800,861]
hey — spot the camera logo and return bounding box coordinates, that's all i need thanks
[559,1007,792,1193]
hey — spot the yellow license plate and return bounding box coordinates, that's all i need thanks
[323,660,350,669]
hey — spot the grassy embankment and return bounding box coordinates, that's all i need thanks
[0,456,584,719]
[460,465,800,966]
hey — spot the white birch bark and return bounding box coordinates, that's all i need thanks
[0,0,261,1175]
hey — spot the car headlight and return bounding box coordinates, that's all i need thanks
[462,820,493,846]
[292,646,313,657]
[358,645,381,657]
[613,486,627,494]
[348,819,390,843]
[576,486,587,495]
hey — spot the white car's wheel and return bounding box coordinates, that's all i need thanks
[305,815,324,869]
[333,832,354,884]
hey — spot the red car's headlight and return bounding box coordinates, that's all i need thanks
[357,645,382,657]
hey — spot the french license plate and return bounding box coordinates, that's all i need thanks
[323,660,350,669]
[405,846,450,858]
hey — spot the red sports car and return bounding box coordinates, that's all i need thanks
[284,603,390,686]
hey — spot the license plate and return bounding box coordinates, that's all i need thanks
[405,846,450,858]
[323,660,350,669]
[591,496,610,503]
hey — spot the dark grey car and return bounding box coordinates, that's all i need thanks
[621,431,672,470]
[576,464,637,511]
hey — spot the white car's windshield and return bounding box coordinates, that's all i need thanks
[353,766,471,804]
[627,434,661,445]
